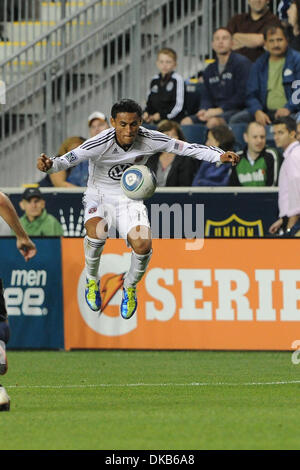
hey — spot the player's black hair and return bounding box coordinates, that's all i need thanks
[273,116,297,133]
[111,99,143,119]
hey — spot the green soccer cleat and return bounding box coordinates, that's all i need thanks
[85,278,101,312]
[120,287,137,319]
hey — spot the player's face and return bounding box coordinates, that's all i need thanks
[244,123,266,153]
[212,30,233,55]
[89,118,109,137]
[265,29,288,57]
[273,124,295,150]
[111,112,142,147]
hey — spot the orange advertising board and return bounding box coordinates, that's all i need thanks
[62,238,300,351]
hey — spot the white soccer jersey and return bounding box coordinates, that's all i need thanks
[47,126,224,194]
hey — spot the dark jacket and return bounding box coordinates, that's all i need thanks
[192,161,231,187]
[246,47,300,115]
[146,153,200,187]
[201,52,252,112]
[145,71,185,122]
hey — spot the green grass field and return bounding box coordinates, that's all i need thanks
[1,350,300,450]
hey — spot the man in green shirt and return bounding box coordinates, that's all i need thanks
[242,24,300,127]
[17,187,63,236]
[229,121,280,186]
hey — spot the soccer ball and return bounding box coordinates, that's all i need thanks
[120,165,157,200]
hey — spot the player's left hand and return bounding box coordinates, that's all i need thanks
[16,236,37,261]
[220,151,240,166]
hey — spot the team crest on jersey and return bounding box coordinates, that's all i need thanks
[88,207,97,214]
[151,84,159,93]
[108,163,132,181]
[166,81,174,92]
[64,151,78,163]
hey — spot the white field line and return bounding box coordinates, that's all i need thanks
[5,380,300,389]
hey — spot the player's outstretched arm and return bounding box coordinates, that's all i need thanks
[0,192,37,261]
[37,153,53,172]
[220,151,240,166]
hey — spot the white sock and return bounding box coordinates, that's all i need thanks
[123,250,152,289]
[84,236,106,281]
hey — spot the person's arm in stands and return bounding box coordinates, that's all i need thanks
[49,170,77,187]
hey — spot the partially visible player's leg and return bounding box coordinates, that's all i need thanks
[0,279,10,411]
[0,279,9,375]
[84,217,108,312]
[121,225,152,320]
[118,200,152,319]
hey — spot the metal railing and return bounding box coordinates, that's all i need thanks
[0,0,282,186]
[0,0,132,83]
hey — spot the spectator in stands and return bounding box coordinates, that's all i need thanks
[227,0,281,62]
[192,125,235,186]
[269,117,300,236]
[146,120,200,186]
[16,187,63,237]
[87,111,110,137]
[181,28,252,128]
[287,0,300,51]
[142,48,185,124]
[48,136,86,187]
[229,121,280,186]
[41,111,109,187]
[241,25,300,126]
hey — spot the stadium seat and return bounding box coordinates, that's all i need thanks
[184,81,203,116]
[180,124,207,144]
[230,123,247,150]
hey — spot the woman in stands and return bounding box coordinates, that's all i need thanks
[146,120,200,186]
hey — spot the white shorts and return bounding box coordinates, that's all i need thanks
[83,191,150,239]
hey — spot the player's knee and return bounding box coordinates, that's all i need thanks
[132,238,152,254]
[85,217,108,240]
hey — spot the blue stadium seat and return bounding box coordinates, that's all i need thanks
[230,123,247,150]
[181,124,207,144]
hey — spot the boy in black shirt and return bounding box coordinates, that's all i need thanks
[143,48,185,124]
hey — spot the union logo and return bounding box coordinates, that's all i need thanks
[205,214,264,238]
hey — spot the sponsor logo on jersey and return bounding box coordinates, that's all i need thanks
[108,163,132,181]
[205,214,264,238]
[151,84,159,93]
[112,148,119,154]
[64,151,78,164]
[88,207,97,214]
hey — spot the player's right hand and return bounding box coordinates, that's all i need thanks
[37,153,53,172]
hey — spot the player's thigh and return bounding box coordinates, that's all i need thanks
[117,200,150,240]
[83,193,109,239]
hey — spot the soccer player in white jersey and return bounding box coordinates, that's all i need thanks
[37,99,239,320]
